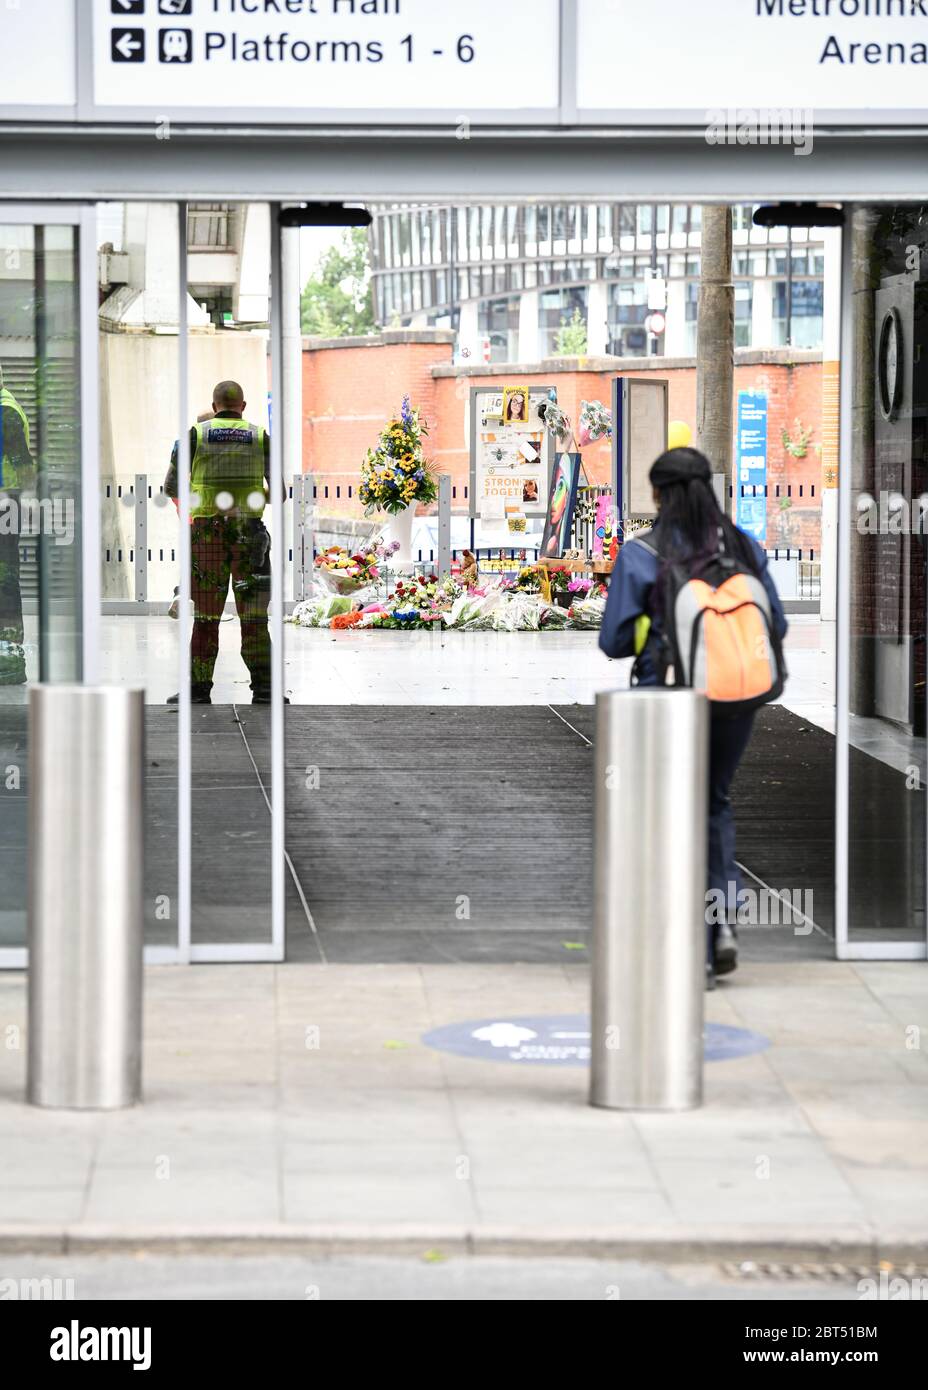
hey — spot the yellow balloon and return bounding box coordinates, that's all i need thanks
[667,420,693,450]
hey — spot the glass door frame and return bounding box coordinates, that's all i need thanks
[835,201,928,963]
[176,201,286,965]
[0,201,99,970]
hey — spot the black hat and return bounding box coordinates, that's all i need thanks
[649,446,712,489]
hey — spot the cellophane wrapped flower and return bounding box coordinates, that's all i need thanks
[577,399,613,447]
[359,397,438,515]
[315,544,380,594]
[540,401,571,442]
[515,566,542,593]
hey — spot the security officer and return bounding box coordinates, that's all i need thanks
[0,366,35,686]
[165,379,278,704]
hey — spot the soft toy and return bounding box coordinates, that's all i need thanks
[459,549,479,588]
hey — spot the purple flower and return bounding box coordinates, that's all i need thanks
[401,396,413,428]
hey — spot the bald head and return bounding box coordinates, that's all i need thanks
[212,380,245,414]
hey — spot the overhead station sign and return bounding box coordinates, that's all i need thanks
[3,0,927,123]
[92,0,561,117]
[577,0,928,119]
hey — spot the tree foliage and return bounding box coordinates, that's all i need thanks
[554,307,588,356]
[300,228,375,338]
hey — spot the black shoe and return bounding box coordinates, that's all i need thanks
[714,922,739,976]
[251,692,290,704]
[167,690,212,705]
[705,962,717,991]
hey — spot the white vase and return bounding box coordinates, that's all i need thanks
[381,505,416,566]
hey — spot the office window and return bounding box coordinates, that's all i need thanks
[506,205,520,255]
[773,278,824,348]
[539,285,588,355]
[734,279,753,347]
[479,296,520,362]
[482,206,494,260]
[537,206,551,252]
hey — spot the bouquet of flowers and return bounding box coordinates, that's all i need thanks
[315,544,381,595]
[368,573,446,629]
[290,593,354,627]
[539,400,572,443]
[359,396,438,516]
[515,566,542,594]
[567,595,607,629]
[577,399,613,448]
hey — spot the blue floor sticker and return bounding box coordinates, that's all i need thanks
[421,1014,770,1066]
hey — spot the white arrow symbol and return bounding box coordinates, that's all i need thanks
[114,33,142,60]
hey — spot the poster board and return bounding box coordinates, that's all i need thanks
[735,390,768,542]
[469,385,555,521]
[611,377,668,521]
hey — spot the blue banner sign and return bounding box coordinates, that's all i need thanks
[736,389,768,542]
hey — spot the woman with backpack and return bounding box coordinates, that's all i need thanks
[598,446,788,988]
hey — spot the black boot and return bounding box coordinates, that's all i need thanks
[714,921,739,976]
[167,685,211,705]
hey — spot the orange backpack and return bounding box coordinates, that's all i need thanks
[640,529,786,715]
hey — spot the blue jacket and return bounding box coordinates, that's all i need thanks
[599,525,788,685]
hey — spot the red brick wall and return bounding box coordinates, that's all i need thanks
[302,335,824,550]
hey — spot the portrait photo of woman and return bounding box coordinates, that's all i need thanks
[503,386,530,424]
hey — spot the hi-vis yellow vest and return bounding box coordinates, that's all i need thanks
[0,387,31,489]
[189,416,266,519]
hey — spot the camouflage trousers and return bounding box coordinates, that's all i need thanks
[0,527,23,648]
[189,515,271,696]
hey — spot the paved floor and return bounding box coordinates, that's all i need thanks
[85,612,835,715]
[0,1253,876,1301]
[1,960,925,1259]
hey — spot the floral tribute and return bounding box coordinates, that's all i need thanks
[359,396,437,515]
[315,544,381,594]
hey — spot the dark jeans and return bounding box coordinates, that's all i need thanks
[189,515,271,695]
[707,709,756,959]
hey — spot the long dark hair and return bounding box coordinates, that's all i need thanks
[651,447,758,574]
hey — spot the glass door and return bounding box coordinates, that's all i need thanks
[838,202,928,960]
[0,204,93,965]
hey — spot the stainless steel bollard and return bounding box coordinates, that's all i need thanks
[591,689,708,1111]
[27,686,144,1109]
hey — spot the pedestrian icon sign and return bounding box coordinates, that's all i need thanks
[159,28,192,63]
[111,28,145,62]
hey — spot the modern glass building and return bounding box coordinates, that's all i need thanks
[367,203,827,361]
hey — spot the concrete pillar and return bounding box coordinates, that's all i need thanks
[236,203,271,323]
[586,279,609,356]
[518,289,540,362]
[665,278,688,357]
[751,275,774,349]
[456,298,480,362]
[99,203,209,330]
